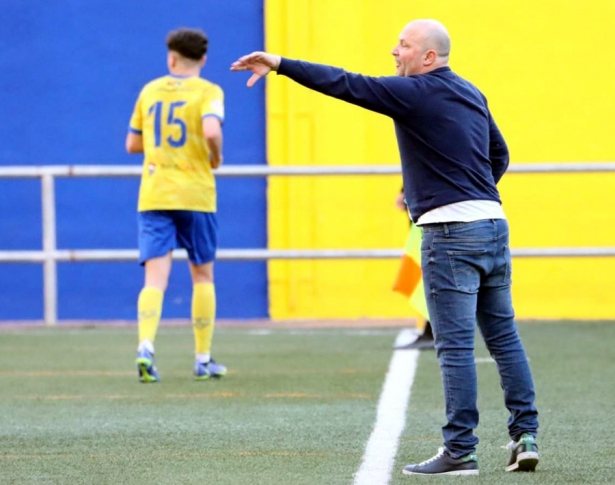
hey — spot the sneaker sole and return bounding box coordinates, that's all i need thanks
[194,371,226,381]
[403,469,479,476]
[136,358,159,383]
[505,452,539,472]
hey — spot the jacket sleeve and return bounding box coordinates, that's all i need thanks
[277,58,416,119]
[488,113,509,184]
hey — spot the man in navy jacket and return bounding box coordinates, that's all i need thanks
[232,19,539,476]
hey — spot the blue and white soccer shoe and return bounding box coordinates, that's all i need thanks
[136,348,161,383]
[193,358,227,381]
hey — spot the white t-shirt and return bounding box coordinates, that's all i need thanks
[416,200,506,226]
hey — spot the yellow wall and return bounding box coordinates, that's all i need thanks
[265,0,615,320]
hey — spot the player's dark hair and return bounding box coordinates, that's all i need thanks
[166,28,209,61]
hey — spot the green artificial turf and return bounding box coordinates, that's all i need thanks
[1,322,614,484]
[392,321,615,485]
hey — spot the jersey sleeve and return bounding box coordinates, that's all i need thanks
[201,84,225,124]
[128,93,144,134]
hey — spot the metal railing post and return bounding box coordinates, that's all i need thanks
[41,172,57,326]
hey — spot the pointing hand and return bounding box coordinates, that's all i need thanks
[230,52,282,87]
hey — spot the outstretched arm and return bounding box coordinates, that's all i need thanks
[231,52,416,119]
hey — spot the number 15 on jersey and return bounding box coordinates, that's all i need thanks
[148,101,187,148]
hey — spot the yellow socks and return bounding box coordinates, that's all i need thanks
[192,282,216,357]
[137,287,164,348]
[138,283,215,358]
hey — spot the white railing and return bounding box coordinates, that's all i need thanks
[1,163,615,325]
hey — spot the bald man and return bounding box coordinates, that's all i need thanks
[231,19,539,476]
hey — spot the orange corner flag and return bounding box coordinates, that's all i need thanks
[393,223,429,320]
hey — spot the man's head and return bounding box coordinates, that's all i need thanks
[391,20,450,77]
[166,28,209,72]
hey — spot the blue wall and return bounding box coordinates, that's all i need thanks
[0,1,268,320]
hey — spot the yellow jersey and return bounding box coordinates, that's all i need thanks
[129,74,224,212]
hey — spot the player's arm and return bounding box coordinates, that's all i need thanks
[126,93,144,154]
[126,131,144,154]
[203,116,223,169]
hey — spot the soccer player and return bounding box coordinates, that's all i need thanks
[126,28,227,383]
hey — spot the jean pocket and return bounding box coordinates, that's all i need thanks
[502,245,512,285]
[447,249,486,293]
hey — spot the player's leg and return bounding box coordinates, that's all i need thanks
[190,261,215,362]
[136,211,175,383]
[138,254,172,350]
[189,261,226,379]
[175,211,226,379]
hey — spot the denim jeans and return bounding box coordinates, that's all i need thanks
[420,219,538,458]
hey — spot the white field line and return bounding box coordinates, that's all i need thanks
[354,342,419,485]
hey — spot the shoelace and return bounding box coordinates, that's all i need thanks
[502,441,516,450]
[418,447,446,466]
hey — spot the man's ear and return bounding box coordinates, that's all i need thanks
[200,55,207,68]
[424,49,437,66]
[168,51,177,69]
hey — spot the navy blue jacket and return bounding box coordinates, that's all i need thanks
[277,59,509,222]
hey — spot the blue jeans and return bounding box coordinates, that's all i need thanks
[420,219,538,458]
